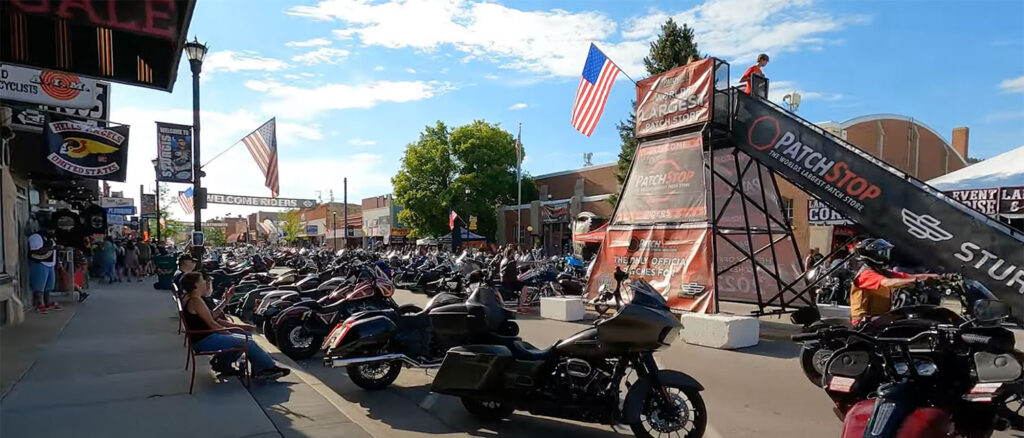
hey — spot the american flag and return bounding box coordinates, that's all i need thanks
[241,118,280,197]
[571,44,621,137]
[178,188,194,215]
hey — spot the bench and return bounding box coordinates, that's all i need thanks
[174,296,251,394]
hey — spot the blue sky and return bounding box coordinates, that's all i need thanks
[109,0,1024,220]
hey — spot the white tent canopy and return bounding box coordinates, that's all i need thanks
[927,145,1024,191]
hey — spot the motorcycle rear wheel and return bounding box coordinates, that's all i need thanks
[262,318,278,346]
[276,318,322,361]
[631,384,707,438]
[461,398,514,422]
[347,359,402,390]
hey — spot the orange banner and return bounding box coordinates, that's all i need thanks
[614,134,707,225]
[587,227,715,313]
[634,58,714,138]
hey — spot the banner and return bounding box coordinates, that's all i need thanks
[945,188,1000,216]
[105,206,136,216]
[141,194,157,215]
[732,92,1024,319]
[155,122,194,183]
[614,134,707,224]
[586,227,715,313]
[542,202,570,223]
[100,196,134,208]
[206,193,316,209]
[82,205,107,235]
[807,199,852,225]
[44,113,130,181]
[10,82,109,133]
[634,58,714,139]
[999,186,1024,218]
[0,64,100,109]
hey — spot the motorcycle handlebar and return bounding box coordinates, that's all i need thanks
[791,332,820,342]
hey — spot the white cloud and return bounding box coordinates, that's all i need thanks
[287,0,857,78]
[984,110,1024,122]
[249,80,455,119]
[291,47,351,65]
[1000,75,1024,93]
[349,138,377,146]
[203,50,290,73]
[508,103,528,110]
[483,73,500,80]
[406,68,417,74]
[374,65,384,71]
[768,80,842,105]
[285,37,333,47]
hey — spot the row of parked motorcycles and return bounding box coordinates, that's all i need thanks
[197,247,706,438]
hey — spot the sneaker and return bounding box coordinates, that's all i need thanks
[47,303,63,311]
[78,292,90,303]
[255,366,290,380]
[36,306,48,314]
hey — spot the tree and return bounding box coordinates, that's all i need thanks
[149,184,187,243]
[613,18,702,206]
[281,210,302,243]
[205,227,226,246]
[394,120,534,239]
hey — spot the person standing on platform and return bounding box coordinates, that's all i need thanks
[740,53,769,95]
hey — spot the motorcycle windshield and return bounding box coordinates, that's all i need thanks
[627,279,670,310]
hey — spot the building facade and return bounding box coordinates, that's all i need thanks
[360,195,410,247]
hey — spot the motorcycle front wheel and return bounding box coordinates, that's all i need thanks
[630,383,707,438]
[275,318,322,361]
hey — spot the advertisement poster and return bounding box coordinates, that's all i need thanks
[634,58,714,138]
[0,64,99,108]
[155,122,194,183]
[614,134,707,224]
[10,82,109,133]
[44,113,130,181]
[586,226,716,313]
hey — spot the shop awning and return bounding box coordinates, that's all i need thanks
[573,224,608,243]
[439,229,486,242]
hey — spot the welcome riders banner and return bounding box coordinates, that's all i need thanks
[44,113,130,181]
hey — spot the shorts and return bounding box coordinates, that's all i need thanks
[29,261,56,293]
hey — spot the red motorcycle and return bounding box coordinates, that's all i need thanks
[794,300,1023,438]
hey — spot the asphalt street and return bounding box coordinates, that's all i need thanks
[287,289,1023,438]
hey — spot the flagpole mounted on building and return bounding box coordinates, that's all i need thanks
[515,122,522,247]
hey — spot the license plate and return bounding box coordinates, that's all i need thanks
[828,376,856,393]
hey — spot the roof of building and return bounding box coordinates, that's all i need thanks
[534,161,616,180]
[927,145,1024,190]
[822,113,968,166]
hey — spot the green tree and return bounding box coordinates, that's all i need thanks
[149,184,187,243]
[205,227,226,246]
[281,210,302,243]
[613,18,702,207]
[394,120,536,239]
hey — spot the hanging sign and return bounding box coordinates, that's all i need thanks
[11,82,110,133]
[141,194,157,215]
[100,196,134,208]
[542,203,570,223]
[155,122,194,182]
[0,64,100,109]
[107,215,127,225]
[105,206,136,215]
[206,193,316,208]
[44,113,130,181]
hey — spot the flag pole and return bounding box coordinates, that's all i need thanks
[515,122,522,248]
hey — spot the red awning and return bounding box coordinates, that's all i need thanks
[227,233,241,243]
[573,224,608,243]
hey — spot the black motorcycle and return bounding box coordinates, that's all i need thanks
[429,268,707,438]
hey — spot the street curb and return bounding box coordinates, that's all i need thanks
[251,335,388,438]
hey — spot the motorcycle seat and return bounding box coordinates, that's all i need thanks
[508,339,555,361]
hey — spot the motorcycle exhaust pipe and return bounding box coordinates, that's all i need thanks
[324,353,441,369]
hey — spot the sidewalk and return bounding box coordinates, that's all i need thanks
[0,279,373,438]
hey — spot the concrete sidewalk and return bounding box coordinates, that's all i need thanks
[0,279,373,438]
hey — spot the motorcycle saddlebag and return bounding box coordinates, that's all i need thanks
[431,345,512,394]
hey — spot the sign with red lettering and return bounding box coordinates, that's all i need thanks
[586,227,715,313]
[3,0,198,92]
[635,58,713,138]
[614,134,707,224]
[44,113,130,181]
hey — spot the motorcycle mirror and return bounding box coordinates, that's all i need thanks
[972,299,1011,323]
[598,284,608,294]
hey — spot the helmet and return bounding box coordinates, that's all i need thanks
[855,238,894,268]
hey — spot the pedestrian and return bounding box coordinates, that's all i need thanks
[100,236,117,284]
[124,239,140,282]
[740,53,769,95]
[27,224,61,313]
[137,239,152,277]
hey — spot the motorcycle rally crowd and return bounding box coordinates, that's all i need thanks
[31,214,1021,438]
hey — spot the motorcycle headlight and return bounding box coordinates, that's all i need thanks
[914,360,938,377]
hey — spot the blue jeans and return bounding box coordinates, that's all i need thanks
[193,333,275,372]
[29,261,55,305]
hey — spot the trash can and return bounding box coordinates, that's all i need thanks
[154,255,177,290]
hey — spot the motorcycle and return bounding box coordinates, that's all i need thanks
[428,267,708,438]
[793,299,1023,437]
[322,273,518,390]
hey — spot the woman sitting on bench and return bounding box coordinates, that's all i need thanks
[180,272,290,379]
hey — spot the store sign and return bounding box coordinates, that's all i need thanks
[542,203,569,223]
[0,64,100,108]
[306,224,319,234]
[468,215,478,230]
[44,113,130,181]
[155,122,193,183]
[206,193,316,208]
[100,196,134,208]
[105,206,136,215]
[807,199,852,225]
[635,58,714,138]
[614,133,707,224]
[10,82,110,133]
[107,214,126,225]
[391,228,410,237]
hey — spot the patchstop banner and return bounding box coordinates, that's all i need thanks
[155,122,194,183]
[586,227,716,313]
[614,134,707,224]
[635,58,714,139]
[44,113,130,181]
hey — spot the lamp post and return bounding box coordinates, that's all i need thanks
[151,159,161,243]
[332,212,337,249]
[184,37,208,257]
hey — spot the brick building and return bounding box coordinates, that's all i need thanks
[295,202,362,248]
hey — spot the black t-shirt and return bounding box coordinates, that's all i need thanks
[500,256,518,284]
[173,270,185,294]
[51,209,82,248]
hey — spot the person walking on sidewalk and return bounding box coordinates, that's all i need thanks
[28,226,61,313]
[137,239,152,277]
[100,236,118,284]
[740,53,769,95]
[180,272,290,379]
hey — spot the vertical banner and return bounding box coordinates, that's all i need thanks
[634,58,714,139]
[586,227,716,313]
[155,122,194,183]
[44,113,130,181]
[614,134,707,224]
[141,194,158,217]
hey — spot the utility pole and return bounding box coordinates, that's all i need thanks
[516,123,522,247]
[139,184,145,238]
[343,178,348,249]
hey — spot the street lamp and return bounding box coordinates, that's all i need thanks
[151,159,161,243]
[332,212,337,249]
[184,36,208,257]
